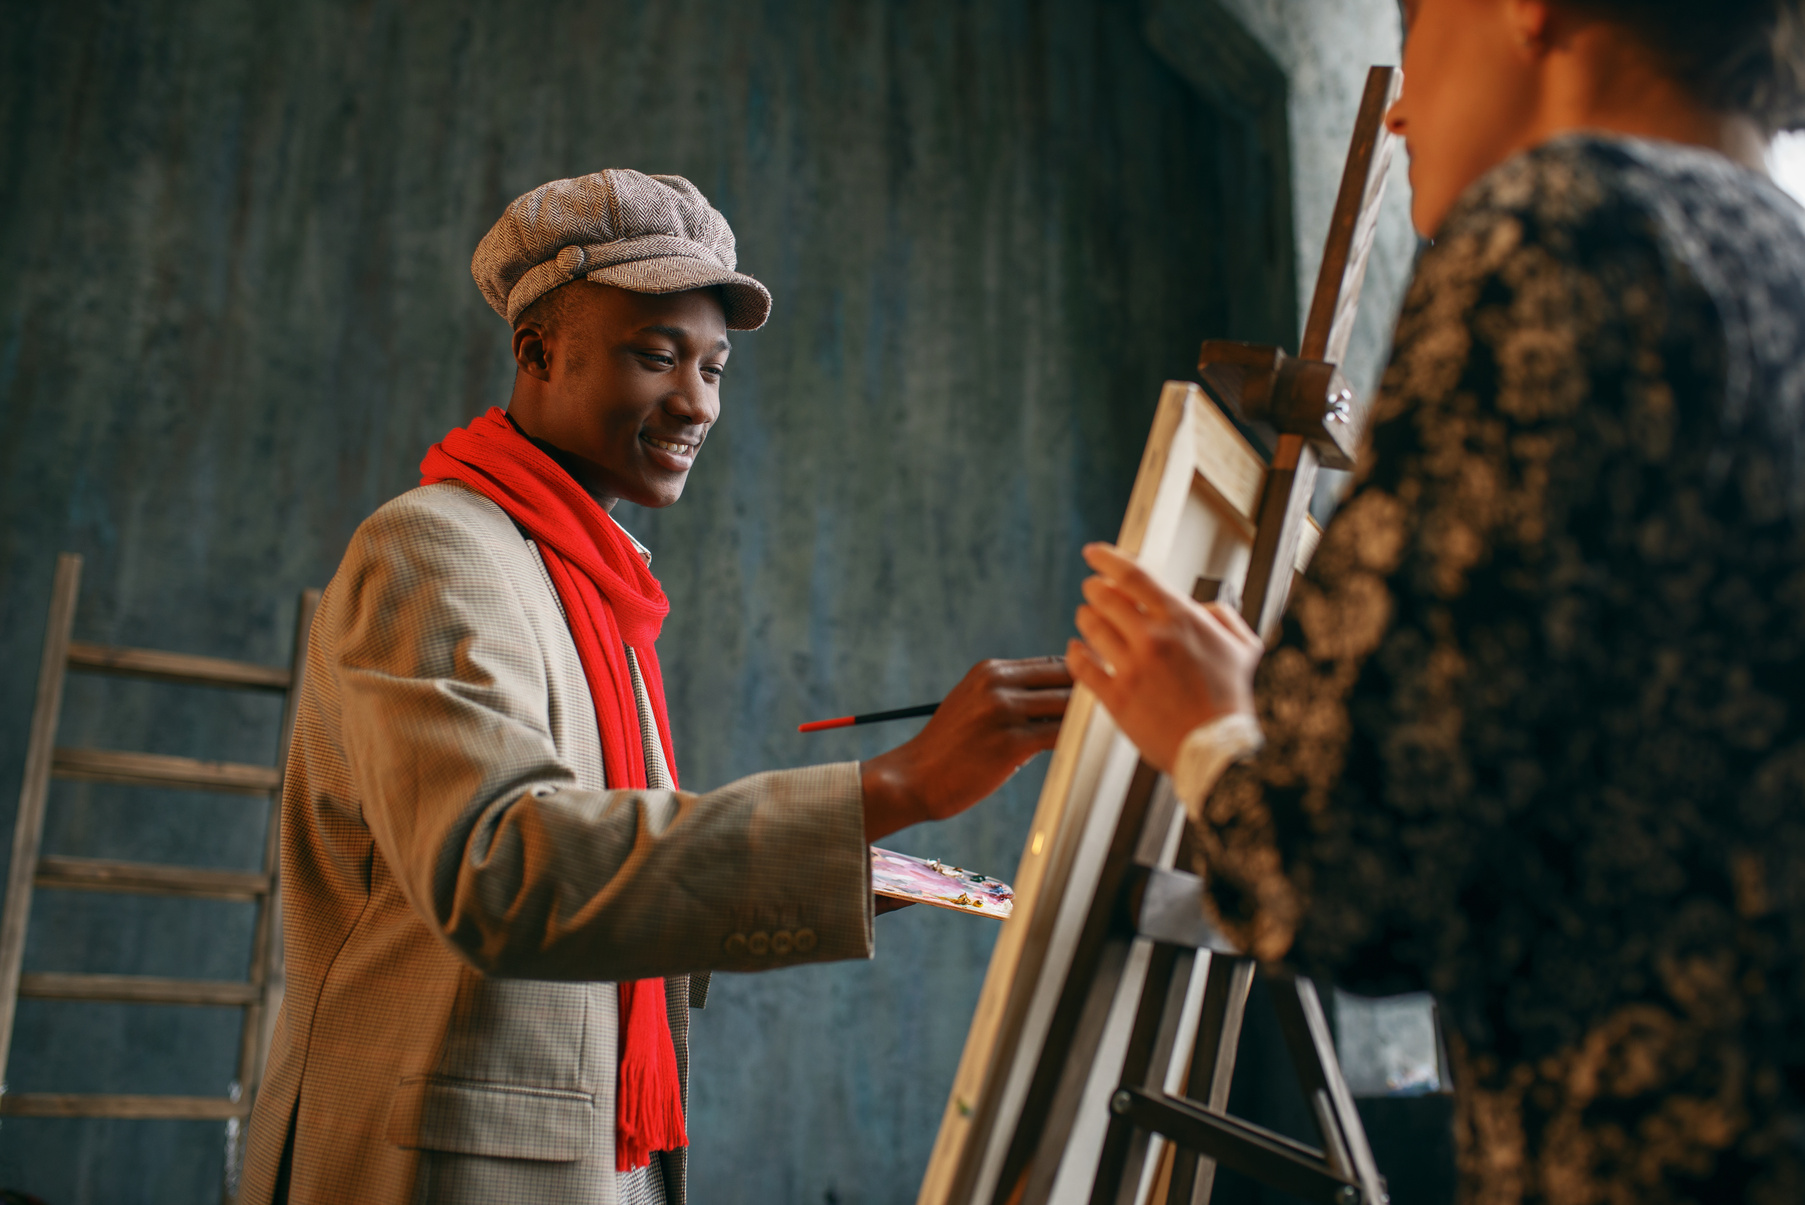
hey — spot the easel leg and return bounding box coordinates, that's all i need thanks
[1167,956,1255,1205]
[1090,944,1199,1205]
[1015,762,1180,1205]
[1267,972,1386,1204]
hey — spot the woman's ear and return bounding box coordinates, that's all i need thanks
[1506,0,1555,57]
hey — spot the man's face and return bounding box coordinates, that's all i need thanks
[508,282,730,509]
[1389,0,1545,235]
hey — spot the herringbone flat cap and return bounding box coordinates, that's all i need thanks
[472,170,771,330]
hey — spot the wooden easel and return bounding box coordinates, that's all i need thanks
[917,66,1403,1205]
[0,553,318,1203]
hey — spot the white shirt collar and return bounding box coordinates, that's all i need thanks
[608,513,654,567]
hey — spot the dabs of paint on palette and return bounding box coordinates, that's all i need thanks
[870,848,1015,919]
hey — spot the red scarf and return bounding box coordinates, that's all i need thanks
[421,406,688,1173]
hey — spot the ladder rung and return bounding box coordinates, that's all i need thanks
[66,640,291,691]
[0,1092,246,1120]
[19,972,259,1006]
[36,855,269,900]
[52,748,282,794]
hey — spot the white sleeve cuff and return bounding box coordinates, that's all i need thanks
[1171,713,1265,823]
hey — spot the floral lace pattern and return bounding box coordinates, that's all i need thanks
[1200,136,1805,1203]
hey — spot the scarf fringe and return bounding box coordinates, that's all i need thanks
[615,979,690,1172]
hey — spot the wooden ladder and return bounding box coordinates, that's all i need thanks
[0,552,318,1197]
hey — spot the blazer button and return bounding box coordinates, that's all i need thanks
[747,931,770,956]
[794,928,817,953]
[771,930,794,955]
[723,933,746,955]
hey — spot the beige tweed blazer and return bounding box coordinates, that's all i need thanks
[240,482,874,1205]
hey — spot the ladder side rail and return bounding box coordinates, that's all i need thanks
[229,588,320,1203]
[238,587,317,1101]
[0,553,83,1090]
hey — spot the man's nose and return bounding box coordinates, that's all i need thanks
[1385,94,1407,136]
[665,369,720,426]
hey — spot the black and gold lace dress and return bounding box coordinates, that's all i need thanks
[1198,135,1805,1204]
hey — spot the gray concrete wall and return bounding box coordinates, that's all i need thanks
[0,0,1406,1201]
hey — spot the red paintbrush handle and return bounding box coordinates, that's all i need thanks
[797,715,857,733]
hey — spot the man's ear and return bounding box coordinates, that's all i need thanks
[513,322,553,382]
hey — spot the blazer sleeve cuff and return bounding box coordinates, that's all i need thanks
[710,760,873,972]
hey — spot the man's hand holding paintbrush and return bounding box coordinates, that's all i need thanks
[830,657,1071,843]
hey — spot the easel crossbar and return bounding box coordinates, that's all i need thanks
[1110,1088,1360,1205]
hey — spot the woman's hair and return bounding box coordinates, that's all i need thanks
[1561,0,1805,132]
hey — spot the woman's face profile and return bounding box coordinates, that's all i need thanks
[1388,0,1544,235]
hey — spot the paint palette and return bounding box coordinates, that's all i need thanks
[871,847,1014,919]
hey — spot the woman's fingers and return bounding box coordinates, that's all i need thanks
[1065,638,1125,711]
[1081,576,1159,640]
[1073,603,1134,673]
[1082,543,1179,614]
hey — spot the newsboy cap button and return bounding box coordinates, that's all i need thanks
[556,243,588,276]
[722,933,746,956]
[771,930,794,955]
[747,931,771,956]
[793,928,817,953]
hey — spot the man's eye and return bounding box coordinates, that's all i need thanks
[703,364,725,379]
[640,351,676,367]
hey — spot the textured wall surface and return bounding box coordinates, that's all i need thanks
[0,0,1406,1201]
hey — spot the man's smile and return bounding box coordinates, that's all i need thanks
[641,432,700,469]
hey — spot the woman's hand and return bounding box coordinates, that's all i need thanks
[1065,543,1264,774]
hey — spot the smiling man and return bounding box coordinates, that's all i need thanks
[240,170,1071,1205]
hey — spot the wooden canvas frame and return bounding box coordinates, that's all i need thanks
[917,382,1314,1205]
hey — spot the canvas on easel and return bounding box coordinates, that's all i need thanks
[917,66,1402,1205]
[913,380,1299,1205]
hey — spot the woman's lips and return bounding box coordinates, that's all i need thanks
[641,432,698,470]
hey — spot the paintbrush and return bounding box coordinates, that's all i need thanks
[798,702,939,733]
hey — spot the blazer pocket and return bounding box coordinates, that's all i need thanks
[387,1075,597,1161]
